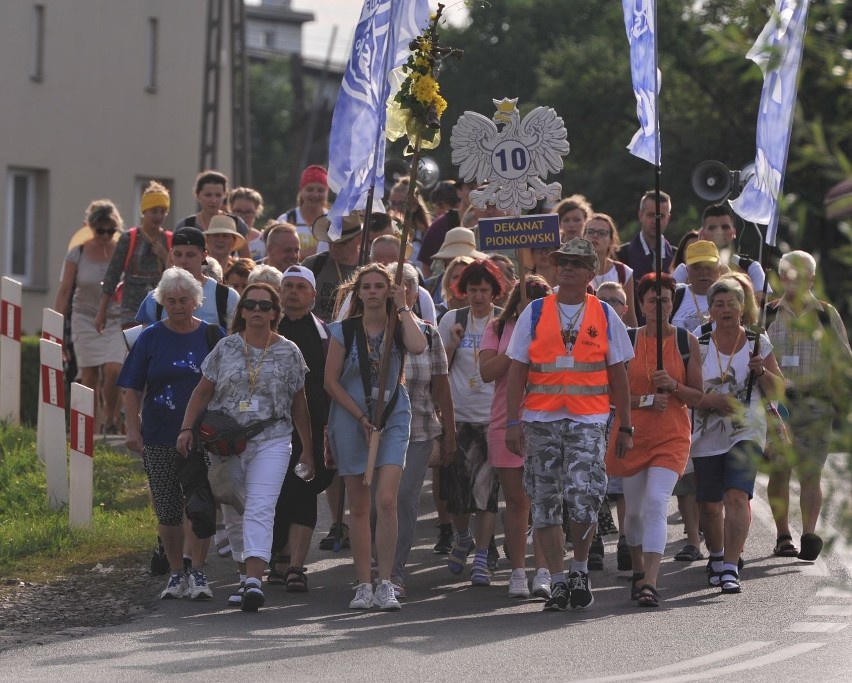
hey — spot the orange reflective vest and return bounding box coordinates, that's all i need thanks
[526,293,610,414]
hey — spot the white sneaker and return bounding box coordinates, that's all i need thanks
[508,569,530,598]
[349,582,374,609]
[531,569,552,599]
[160,572,189,599]
[188,569,213,600]
[373,580,402,611]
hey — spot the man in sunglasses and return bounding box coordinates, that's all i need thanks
[505,238,634,611]
[135,227,240,329]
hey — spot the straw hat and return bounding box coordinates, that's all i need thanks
[206,215,247,251]
[312,212,363,243]
[431,227,488,261]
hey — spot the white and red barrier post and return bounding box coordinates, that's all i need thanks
[69,382,95,529]
[38,308,65,462]
[40,338,68,509]
[0,276,23,425]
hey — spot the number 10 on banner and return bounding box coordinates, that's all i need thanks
[492,141,531,180]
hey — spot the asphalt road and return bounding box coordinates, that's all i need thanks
[1,458,850,682]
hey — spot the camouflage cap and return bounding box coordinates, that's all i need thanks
[548,237,599,270]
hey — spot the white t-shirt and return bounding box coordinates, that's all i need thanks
[438,308,496,423]
[672,286,709,334]
[507,299,634,424]
[276,207,329,255]
[690,332,771,457]
[592,262,633,290]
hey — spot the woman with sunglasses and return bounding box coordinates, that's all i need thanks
[177,283,314,612]
[55,199,127,434]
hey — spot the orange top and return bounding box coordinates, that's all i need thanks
[526,294,610,414]
[605,328,692,477]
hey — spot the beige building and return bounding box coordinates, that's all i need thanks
[1,0,234,334]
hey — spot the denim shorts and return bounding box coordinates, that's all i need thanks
[693,440,761,502]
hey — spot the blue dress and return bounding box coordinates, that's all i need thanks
[327,319,410,476]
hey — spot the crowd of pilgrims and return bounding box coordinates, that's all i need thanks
[53,163,850,613]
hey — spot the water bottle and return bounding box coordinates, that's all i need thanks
[294,462,311,480]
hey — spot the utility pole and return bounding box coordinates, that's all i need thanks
[199,0,251,183]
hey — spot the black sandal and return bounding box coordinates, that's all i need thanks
[773,534,799,558]
[629,572,646,601]
[266,555,290,585]
[637,584,660,607]
[285,566,308,593]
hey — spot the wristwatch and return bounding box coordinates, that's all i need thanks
[618,425,635,436]
[397,305,412,314]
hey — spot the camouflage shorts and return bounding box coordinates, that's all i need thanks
[523,419,607,528]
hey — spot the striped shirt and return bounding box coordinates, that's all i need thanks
[766,295,851,391]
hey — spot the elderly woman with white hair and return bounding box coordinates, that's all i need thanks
[117,267,226,602]
[691,277,784,594]
[247,263,283,289]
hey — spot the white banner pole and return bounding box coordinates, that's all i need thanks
[40,338,68,509]
[69,382,95,529]
[38,308,65,463]
[0,277,23,425]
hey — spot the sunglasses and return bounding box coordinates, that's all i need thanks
[95,227,117,236]
[599,297,626,307]
[241,299,274,312]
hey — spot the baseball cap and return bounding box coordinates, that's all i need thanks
[685,240,720,265]
[172,227,206,250]
[548,237,598,270]
[281,265,316,290]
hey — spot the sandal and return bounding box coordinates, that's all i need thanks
[719,569,741,594]
[266,555,290,585]
[285,566,308,593]
[637,584,660,608]
[773,534,799,558]
[447,538,470,575]
[797,533,823,562]
[674,544,704,562]
[629,572,646,601]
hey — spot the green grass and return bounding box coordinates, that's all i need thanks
[0,424,156,580]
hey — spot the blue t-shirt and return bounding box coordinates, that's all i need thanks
[135,276,239,328]
[117,320,222,445]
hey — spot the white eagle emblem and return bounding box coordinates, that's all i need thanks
[450,97,570,215]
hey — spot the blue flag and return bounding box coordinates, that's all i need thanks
[326,0,430,239]
[730,0,810,245]
[623,0,661,166]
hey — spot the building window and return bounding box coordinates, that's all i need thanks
[146,17,159,92]
[31,4,45,81]
[263,30,276,49]
[5,168,48,287]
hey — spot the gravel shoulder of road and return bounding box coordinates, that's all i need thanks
[0,553,162,652]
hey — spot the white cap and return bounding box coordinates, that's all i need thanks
[281,265,316,290]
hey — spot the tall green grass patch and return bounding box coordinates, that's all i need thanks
[0,424,156,579]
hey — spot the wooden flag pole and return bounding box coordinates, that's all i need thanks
[363,136,423,486]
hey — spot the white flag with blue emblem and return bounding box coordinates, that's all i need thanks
[730,0,809,245]
[326,0,430,239]
[623,0,661,166]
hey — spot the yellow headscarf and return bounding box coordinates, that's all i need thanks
[140,191,170,214]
